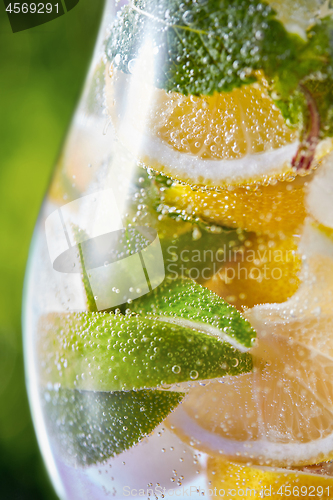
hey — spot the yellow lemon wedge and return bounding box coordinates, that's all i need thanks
[162,173,312,235]
[207,457,333,500]
[166,222,333,468]
[205,233,301,310]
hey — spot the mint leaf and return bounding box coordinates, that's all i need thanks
[306,76,333,139]
[107,0,301,96]
[44,388,183,466]
[272,17,333,134]
[106,1,333,146]
[131,278,255,349]
[39,280,254,392]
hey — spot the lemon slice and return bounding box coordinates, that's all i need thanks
[105,69,299,187]
[105,68,333,235]
[208,457,333,500]
[205,232,301,310]
[162,172,313,235]
[166,222,333,467]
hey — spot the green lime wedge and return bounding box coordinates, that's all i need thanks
[44,388,183,466]
[131,278,255,349]
[39,308,253,392]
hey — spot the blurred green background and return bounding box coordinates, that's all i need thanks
[0,1,104,498]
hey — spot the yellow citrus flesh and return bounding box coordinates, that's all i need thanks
[205,233,301,310]
[153,85,296,162]
[105,69,299,187]
[166,224,333,468]
[163,173,312,236]
[167,315,333,467]
[106,69,331,236]
[207,457,333,499]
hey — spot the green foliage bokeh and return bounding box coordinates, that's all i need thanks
[0,1,104,498]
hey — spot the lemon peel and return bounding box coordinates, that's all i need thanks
[166,223,333,467]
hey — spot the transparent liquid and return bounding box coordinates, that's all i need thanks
[23,1,333,498]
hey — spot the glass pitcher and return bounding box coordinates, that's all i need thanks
[23,0,333,498]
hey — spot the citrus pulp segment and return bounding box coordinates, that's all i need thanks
[105,69,299,187]
[205,233,301,309]
[163,173,312,235]
[166,315,333,467]
[166,223,333,467]
[207,457,333,500]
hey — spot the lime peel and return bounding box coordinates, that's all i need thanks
[39,279,254,392]
[44,388,183,466]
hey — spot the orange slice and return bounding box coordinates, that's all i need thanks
[166,222,333,467]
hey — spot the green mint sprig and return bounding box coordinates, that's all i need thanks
[107,0,301,95]
[106,0,333,154]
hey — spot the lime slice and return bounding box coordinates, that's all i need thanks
[40,312,252,392]
[131,279,256,349]
[44,388,183,466]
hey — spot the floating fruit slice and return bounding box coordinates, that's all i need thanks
[44,388,183,466]
[166,223,333,467]
[106,68,333,236]
[131,278,255,349]
[207,457,333,500]
[205,232,301,310]
[106,70,299,187]
[39,280,254,392]
[162,173,313,235]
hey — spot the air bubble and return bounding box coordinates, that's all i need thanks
[182,11,194,24]
[255,30,264,40]
[128,59,138,73]
[172,365,181,374]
